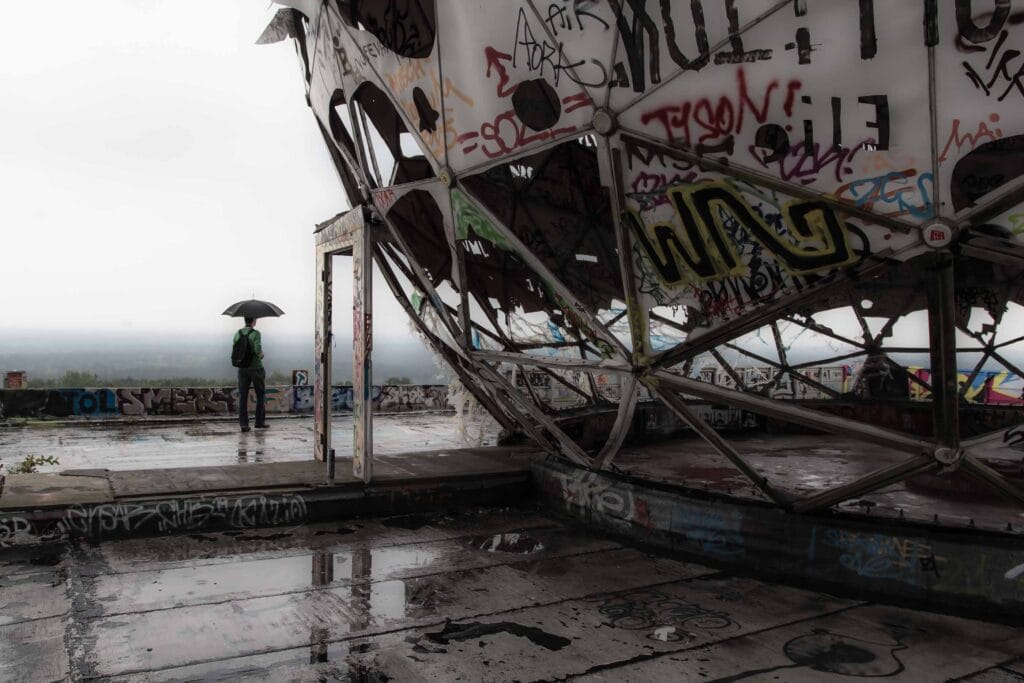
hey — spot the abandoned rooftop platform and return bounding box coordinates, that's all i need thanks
[2,416,1023,640]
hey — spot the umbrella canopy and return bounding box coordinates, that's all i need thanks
[222,299,285,319]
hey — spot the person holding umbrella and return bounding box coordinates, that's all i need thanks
[224,299,284,433]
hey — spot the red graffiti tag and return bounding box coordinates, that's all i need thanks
[640,68,801,146]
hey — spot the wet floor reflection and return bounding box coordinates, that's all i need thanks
[237,430,266,463]
[307,545,399,676]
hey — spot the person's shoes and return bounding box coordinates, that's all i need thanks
[255,423,270,429]
[240,426,251,433]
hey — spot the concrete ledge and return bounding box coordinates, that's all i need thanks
[0,447,539,547]
[532,458,1024,622]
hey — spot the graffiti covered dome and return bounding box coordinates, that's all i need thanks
[264,1,1024,502]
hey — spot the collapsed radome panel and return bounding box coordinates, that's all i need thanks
[273,0,1024,523]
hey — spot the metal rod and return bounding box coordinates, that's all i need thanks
[537,365,597,404]
[710,347,748,392]
[373,245,517,432]
[648,382,790,506]
[651,369,933,455]
[782,315,869,350]
[471,350,631,373]
[960,455,1024,509]
[457,186,630,360]
[651,260,892,371]
[790,454,938,513]
[608,146,652,363]
[594,374,640,471]
[475,362,593,466]
[926,255,959,448]
[722,343,843,399]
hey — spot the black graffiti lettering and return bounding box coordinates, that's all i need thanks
[754,124,790,163]
[544,2,575,34]
[956,0,1011,44]
[831,97,843,150]
[696,136,736,156]
[795,27,812,64]
[609,0,660,92]
[858,95,890,150]
[803,119,814,156]
[716,0,773,65]
[628,184,856,285]
[513,8,607,88]
[859,0,877,59]
[724,0,746,55]
[781,201,855,272]
[660,0,710,72]
[675,187,741,274]
[924,0,939,46]
[626,210,718,282]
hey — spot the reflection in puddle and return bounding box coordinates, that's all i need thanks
[474,533,544,554]
[236,448,264,463]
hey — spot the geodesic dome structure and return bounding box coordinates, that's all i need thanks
[263,1,1024,515]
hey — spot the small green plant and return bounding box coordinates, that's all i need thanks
[7,455,60,474]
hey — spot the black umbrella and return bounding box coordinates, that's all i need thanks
[222,299,285,318]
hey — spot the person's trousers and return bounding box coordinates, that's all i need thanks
[238,367,266,428]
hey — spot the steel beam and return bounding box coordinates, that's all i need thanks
[926,255,960,448]
[960,455,1024,509]
[651,370,933,455]
[594,374,640,471]
[648,382,790,506]
[790,454,938,513]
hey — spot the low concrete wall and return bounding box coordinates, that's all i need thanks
[0,385,450,419]
[0,472,532,547]
[533,458,1024,621]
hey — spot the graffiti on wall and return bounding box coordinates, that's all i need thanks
[0,493,309,547]
[0,385,452,419]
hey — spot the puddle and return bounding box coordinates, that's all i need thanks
[424,620,570,651]
[472,533,544,554]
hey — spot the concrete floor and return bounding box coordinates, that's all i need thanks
[2,506,1021,682]
[0,413,490,472]
[2,417,1021,533]
[612,433,1024,534]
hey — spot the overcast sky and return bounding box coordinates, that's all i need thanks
[0,1,403,341]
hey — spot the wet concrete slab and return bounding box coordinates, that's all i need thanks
[4,417,1020,535]
[0,413,483,472]
[610,432,1024,534]
[0,472,114,508]
[573,604,1024,682]
[2,507,1020,682]
[0,616,69,683]
[0,446,538,513]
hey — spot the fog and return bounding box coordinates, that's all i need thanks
[0,331,446,386]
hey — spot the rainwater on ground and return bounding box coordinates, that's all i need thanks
[2,506,1022,682]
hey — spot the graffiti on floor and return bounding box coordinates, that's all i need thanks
[592,588,739,641]
[718,628,907,681]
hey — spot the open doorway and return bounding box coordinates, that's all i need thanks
[315,208,373,483]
